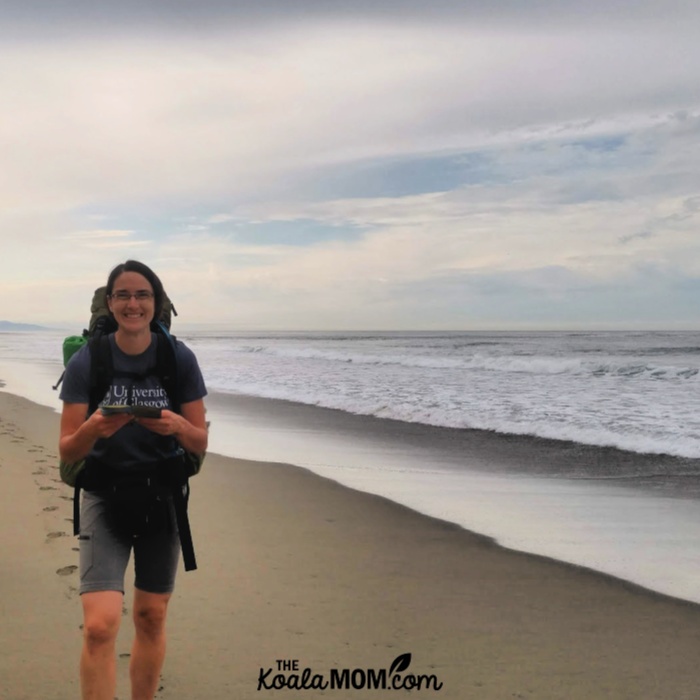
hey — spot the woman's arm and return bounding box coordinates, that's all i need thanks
[59,403,132,464]
[135,399,209,455]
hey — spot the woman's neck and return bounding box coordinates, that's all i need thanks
[113,328,152,355]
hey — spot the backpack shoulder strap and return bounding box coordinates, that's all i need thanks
[154,325,180,414]
[152,332,195,570]
[88,334,113,415]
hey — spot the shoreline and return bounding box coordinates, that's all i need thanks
[205,389,700,487]
[205,389,700,605]
[3,390,700,698]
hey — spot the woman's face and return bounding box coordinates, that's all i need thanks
[107,271,156,334]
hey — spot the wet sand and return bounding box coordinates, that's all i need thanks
[2,390,700,699]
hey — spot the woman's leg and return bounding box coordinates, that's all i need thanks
[80,590,124,700]
[130,501,180,699]
[130,589,172,700]
[78,491,131,698]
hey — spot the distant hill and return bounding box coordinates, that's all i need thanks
[0,320,49,331]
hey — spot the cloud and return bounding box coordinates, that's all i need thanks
[2,16,699,211]
[0,4,699,328]
[619,231,653,245]
[2,0,698,37]
[61,230,146,250]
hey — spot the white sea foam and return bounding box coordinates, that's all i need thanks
[3,328,700,458]
[181,330,700,459]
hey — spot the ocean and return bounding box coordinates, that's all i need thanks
[1,329,699,603]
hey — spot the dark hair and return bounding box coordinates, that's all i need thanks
[106,260,165,321]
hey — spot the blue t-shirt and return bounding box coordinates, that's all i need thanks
[60,333,207,471]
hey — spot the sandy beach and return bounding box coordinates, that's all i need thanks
[2,389,700,700]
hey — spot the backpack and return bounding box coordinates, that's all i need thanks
[58,286,201,571]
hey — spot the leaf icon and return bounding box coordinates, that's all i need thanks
[389,653,412,676]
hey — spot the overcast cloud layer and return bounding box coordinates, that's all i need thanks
[1,1,699,329]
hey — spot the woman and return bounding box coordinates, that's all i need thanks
[59,260,208,700]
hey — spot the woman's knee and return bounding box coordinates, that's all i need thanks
[83,618,120,650]
[133,592,170,639]
[82,611,121,649]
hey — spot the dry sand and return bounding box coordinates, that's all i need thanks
[2,389,700,699]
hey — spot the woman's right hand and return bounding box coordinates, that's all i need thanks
[59,403,132,464]
[86,410,133,439]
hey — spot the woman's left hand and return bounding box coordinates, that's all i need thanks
[135,409,184,438]
[135,400,208,455]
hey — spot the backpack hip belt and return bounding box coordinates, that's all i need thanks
[74,454,197,571]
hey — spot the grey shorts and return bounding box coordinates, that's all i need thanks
[79,490,180,595]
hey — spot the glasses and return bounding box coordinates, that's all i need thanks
[109,290,155,302]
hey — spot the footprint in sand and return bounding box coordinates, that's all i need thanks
[47,531,67,539]
[56,565,78,576]
[43,506,59,512]
[32,469,46,475]
[40,486,57,491]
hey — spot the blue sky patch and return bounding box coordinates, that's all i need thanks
[303,151,501,200]
[571,135,626,152]
[228,218,367,247]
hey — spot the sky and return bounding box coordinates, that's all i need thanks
[1,0,699,330]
